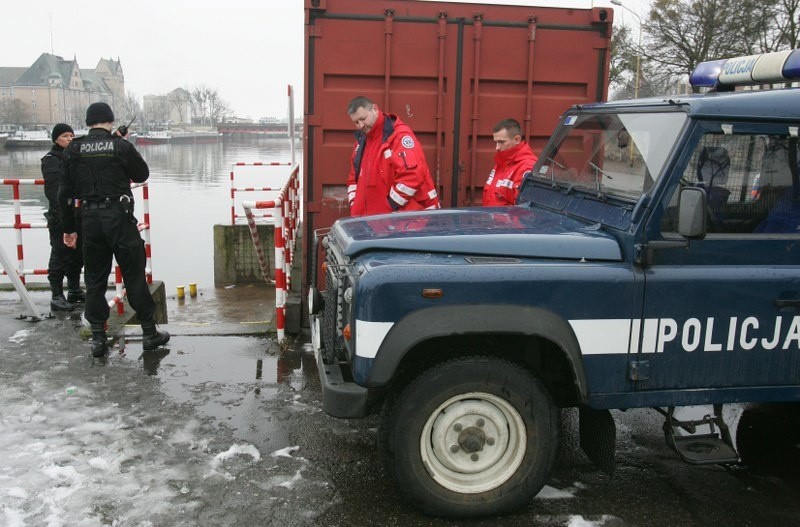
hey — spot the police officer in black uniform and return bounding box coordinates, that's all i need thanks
[42,123,84,311]
[60,102,169,357]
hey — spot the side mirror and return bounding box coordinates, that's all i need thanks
[678,187,707,239]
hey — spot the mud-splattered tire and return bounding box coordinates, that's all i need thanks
[380,356,558,517]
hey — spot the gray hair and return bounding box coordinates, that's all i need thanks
[347,96,376,115]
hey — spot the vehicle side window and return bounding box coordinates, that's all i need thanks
[661,133,800,235]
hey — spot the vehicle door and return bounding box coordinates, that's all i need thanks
[639,120,800,391]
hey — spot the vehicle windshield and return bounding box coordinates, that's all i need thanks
[531,111,688,200]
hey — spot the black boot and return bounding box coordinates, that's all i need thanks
[90,323,108,358]
[67,277,85,304]
[142,321,170,351]
[51,294,74,312]
[50,281,74,312]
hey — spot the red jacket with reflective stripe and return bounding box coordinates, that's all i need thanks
[347,112,440,216]
[482,142,538,206]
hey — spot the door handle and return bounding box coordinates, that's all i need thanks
[774,298,800,308]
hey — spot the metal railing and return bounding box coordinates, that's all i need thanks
[241,163,301,341]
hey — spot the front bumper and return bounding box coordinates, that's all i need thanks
[311,315,369,418]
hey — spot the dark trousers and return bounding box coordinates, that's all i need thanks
[48,220,83,291]
[81,207,155,325]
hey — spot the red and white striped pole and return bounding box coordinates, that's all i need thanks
[274,201,286,340]
[230,168,236,225]
[137,182,153,284]
[0,180,47,282]
[242,198,285,341]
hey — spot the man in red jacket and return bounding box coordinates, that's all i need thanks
[346,96,440,216]
[482,118,538,206]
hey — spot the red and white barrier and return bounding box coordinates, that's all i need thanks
[0,179,47,284]
[241,164,301,341]
[230,161,292,225]
[0,179,154,316]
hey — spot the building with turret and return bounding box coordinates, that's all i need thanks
[0,53,124,128]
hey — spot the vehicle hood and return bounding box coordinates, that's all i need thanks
[332,206,622,261]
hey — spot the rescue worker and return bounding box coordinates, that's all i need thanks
[42,123,84,311]
[346,96,440,216]
[482,118,538,206]
[60,102,169,358]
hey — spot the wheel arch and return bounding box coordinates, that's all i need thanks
[368,305,589,405]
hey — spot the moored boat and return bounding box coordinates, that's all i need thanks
[0,133,7,149]
[5,130,52,149]
[136,129,220,145]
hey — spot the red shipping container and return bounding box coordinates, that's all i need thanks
[303,0,613,284]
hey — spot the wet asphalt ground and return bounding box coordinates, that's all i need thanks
[1,286,799,527]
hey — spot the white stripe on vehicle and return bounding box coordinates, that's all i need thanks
[569,319,631,355]
[355,320,394,358]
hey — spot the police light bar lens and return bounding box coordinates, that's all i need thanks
[690,49,800,88]
[784,49,800,78]
[689,59,726,87]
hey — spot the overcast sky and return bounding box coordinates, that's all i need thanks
[3,0,636,120]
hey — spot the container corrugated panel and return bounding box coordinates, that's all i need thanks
[303,0,613,284]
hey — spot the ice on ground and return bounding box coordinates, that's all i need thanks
[211,443,261,467]
[567,514,617,526]
[8,329,31,344]
[0,323,339,526]
[271,445,300,458]
[536,484,579,499]
[275,468,304,489]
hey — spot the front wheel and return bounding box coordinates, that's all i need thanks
[380,356,558,517]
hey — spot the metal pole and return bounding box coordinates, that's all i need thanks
[287,85,296,166]
[0,243,42,321]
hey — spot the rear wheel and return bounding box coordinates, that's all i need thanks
[380,356,558,517]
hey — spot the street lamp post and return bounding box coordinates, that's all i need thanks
[610,0,643,99]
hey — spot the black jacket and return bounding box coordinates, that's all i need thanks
[41,145,65,223]
[60,128,149,233]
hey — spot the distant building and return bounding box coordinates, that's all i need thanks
[0,53,124,127]
[143,88,191,125]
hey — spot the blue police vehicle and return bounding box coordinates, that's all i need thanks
[309,49,800,517]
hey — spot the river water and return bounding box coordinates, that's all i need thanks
[0,137,300,291]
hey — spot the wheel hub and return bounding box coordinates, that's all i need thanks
[423,393,526,493]
[458,426,486,453]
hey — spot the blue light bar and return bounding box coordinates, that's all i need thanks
[784,49,800,78]
[689,59,726,88]
[689,49,800,88]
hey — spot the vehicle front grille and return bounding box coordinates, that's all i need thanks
[321,242,346,363]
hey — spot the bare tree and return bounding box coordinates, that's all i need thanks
[188,85,231,125]
[762,0,800,50]
[189,86,210,125]
[120,91,142,125]
[644,0,774,90]
[609,24,635,93]
[143,97,170,126]
[169,96,188,124]
[207,90,231,125]
[0,98,32,127]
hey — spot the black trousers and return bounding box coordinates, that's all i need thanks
[48,219,83,290]
[81,207,154,325]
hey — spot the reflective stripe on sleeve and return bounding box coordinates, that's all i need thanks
[395,182,418,196]
[389,187,409,206]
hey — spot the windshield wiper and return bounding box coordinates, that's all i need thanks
[588,161,613,197]
[543,156,567,187]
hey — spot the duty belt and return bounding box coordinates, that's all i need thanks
[82,195,131,210]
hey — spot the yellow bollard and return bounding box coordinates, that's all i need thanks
[176,285,185,300]
[189,282,197,298]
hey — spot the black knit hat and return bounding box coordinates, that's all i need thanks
[51,123,74,143]
[85,102,115,126]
